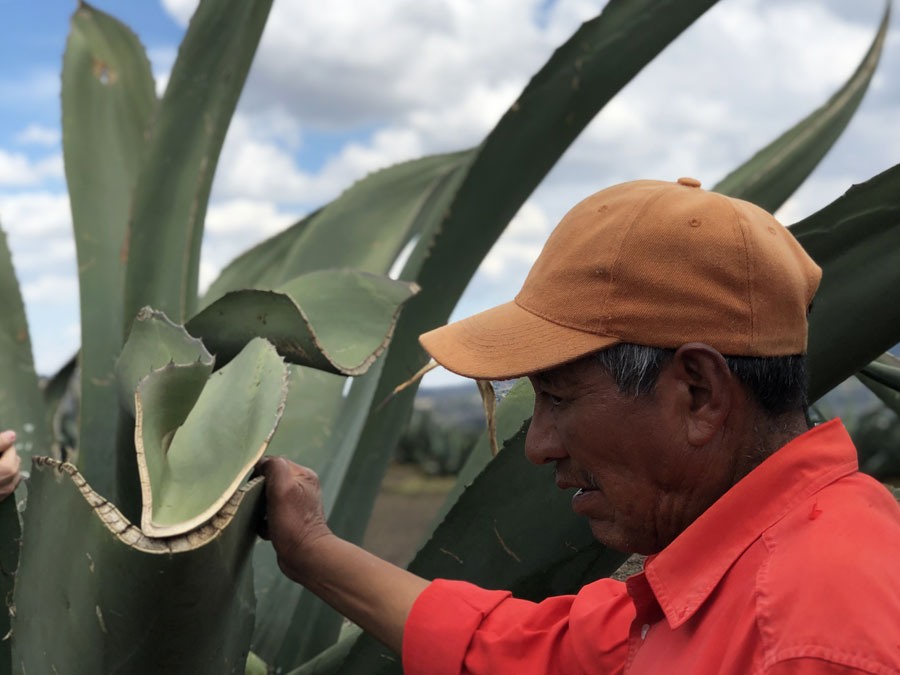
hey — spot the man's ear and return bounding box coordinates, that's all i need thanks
[661,343,734,447]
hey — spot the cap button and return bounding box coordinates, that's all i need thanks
[677,177,701,188]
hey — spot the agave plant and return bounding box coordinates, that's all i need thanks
[0,0,897,674]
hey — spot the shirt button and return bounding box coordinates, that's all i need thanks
[641,624,650,640]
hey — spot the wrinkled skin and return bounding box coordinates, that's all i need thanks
[255,456,331,583]
[525,344,808,555]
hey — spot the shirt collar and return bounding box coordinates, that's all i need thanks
[642,419,857,629]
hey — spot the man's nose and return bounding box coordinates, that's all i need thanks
[524,402,567,465]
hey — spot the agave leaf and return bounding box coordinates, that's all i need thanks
[116,308,213,416]
[430,379,535,528]
[41,354,78,456]
[0,227,49,465]
[188,270,419,375]
[123,0,273,325]
[62,3,157,497]
[713,2,890,212]
[792,164,900,401]
[857,352,900,416]
[12,459,262,674]
[0,498,18,675]
[283,628,362,675]
[202,153,474,304]
[135,338,287,537]
[244,653,268,675]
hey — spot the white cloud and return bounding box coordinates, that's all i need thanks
[22,274,78,305]
[0,151,63,187]
[0,192,71,236]
[15,124,60,147]
[160,0,197,26]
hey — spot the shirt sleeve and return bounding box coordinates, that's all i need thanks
[402,578,634,675]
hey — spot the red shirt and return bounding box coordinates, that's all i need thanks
[403,420,900,674]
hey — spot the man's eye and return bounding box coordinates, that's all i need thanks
[547,393,564,406]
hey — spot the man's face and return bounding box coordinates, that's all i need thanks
[526,355,720,555]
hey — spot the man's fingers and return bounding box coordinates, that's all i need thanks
[0,430,16,453]
[0,445,20,473]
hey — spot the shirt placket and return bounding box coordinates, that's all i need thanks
[624,573,664,673]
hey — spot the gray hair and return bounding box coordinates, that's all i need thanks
[594,343,809,417]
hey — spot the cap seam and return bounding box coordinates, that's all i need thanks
[724,196,756,353]
[605,184,672,327]
[514,296,623,341]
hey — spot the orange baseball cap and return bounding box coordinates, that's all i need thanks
[419,178,822,380]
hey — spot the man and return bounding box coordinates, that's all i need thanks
[258,178,900,673]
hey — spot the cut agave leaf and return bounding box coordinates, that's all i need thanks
[135,338,287,537]
[12,458,262,674]
[187,270,418,375]
[117,307,214,415]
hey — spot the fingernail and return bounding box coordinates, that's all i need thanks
[2,431,15,443]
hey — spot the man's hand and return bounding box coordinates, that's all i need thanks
[254,455,430,654]
[256,456,331,583]
[0,430,22,500]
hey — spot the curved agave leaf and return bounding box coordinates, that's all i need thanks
[713,2,890,212]
[136,338,287,537]
[123,0,273,325]
[188,270,419,375]
[117,307,213,416]
[857,352,900,416]
[792,163,900,400]
[63,2,157,498]
[12,459,263,674]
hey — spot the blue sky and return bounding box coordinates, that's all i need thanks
[0,0,897,389]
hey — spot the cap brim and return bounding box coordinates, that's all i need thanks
[419,301,619,380]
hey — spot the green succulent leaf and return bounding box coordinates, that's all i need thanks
[0,226,49,466]
[123,0,273,325]
[62,2,157,497]
[12,459,262,674]
[202,152,474,304]
[792,163,900,401]
[713,2,890,212]
[857,352,900,416]
[117,307,214,416]
[188,270,419,376]
[135,338,287,537]
[0,497,19,675]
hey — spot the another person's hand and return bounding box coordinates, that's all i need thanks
[255,456,332,584]
[0,430,22,500]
